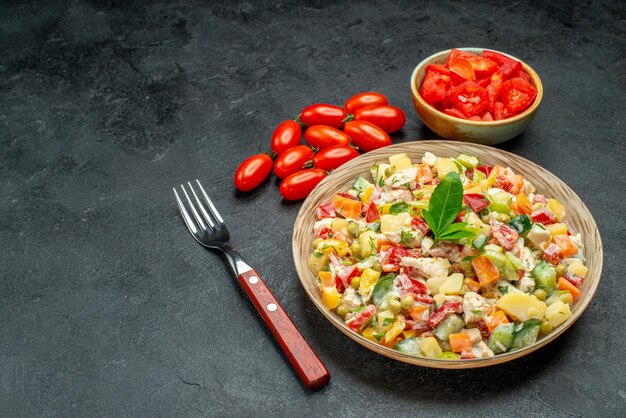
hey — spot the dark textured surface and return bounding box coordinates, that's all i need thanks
[1,1,625,416]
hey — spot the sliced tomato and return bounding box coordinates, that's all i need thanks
[450,81,488,117]
[476,77,490,88]
[420,69,450,104]
[444,107,466,119]
[486,79,502,113]
[481,111,493,121]
[493,102,506,120]
[427,64,450,76]
[475,165,493,176]
[491,60,523,83]
[463,193,490,213]
[482,50,518,67]
[410,217,429,236]
[516,70,531,83]
[449,58,476,83]
[447,49,481,66]
[500,77,538,114]
[365,202,380,222]
[469,57,498,77]
[468,115,481,121]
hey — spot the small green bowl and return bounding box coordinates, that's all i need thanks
[410,48,543,145]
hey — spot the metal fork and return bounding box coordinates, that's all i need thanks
[173,180,330,390]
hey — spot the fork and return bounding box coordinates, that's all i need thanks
[173,180,330,390]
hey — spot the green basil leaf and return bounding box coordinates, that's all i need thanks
[389,202,410,214]
[425,172,464,236]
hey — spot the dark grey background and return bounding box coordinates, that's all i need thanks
[1,1,624,416]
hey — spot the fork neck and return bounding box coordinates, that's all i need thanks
[215,243,253,276]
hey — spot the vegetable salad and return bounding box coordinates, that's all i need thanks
[308,152,587,359]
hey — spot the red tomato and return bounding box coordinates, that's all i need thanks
[493,102,506,120]
[450,81,488,117]
[463,193,490,212]
[234,154,273,192]
[273,145,313,179]
[468,57,498,77]
[491,60,522,83]
[344,92,388,114]
[490,220,519,250]
[516,70,531,83]
[420,70,451,104]
[542,243,561,265]
[482,50,517,67]
[304,125,350,149]
[476,77,490,88]
[427,64,451,76]
[449,58,476,83]
[353,105,406,133]
[343,121,391,152]
[279,169,327,200]
[444,107,466,119]
[300,104,347,128]
[482,111,493,121]
[312,145,359,171]
[500,77,538,113]
[475,165,493,176]
[486,79,502,113]
[365,203,380,222]
[447,49,480,66]
[270,120,302,155]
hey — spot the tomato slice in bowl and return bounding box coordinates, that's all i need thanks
[449,58,476,83]
[420,69,450,104]
[450,81,488,117]
[500,77,538,113]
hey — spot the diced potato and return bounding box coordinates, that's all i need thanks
[546,223,568,236]
[426,276,447,295]
[330,218,349,235]
[359,231,377,258]
[545,300,572,327]
[389,153,409,165]
[434,293,446,307]
[377,310,395,331]
[527,224,552,248]
[420,337,443,358]
[496,292,548,322]
[380,212,411,233]
[322,286,341,309]
[547,199,566,222]
[308,251,329,275]
[435,157,459,179]
[439,273,465,295]
[317,239,350,256]
[359,268,381,296]
[371,163,391,186]
[567,262,588,278]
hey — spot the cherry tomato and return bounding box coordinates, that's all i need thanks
[343,121,391,152]
[450,81,488,117]
[344,92,388,114]
[420,69,450,104]
[500,77,538,113]
[273,145,313,179]
[234,154,273,192]
[279,169,327,200]
[304,125,350,149]
[312,145,359,171]
[353,105,406,133]
[300,104,347,128]
[270,120,302,155]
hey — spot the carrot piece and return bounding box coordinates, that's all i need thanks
[514,193,533,215]
[553,235,578,258]
[332,195,362,219]
[464,278,482,293]
[484,310,510,332]
[408,305,428,321]
[318,271,334,288]
[558,277,581,300]
[471,255,500,285]
[449,333,472,353]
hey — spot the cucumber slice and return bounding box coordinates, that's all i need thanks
[488,323,515,353]
[352,176,373,194]
[456,154,479,169]
[394,337,423,355]
[433,314,465,341]
[510,318,541,351]
[531,261,557,292]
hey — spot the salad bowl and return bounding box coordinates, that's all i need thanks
[292,141,602,369]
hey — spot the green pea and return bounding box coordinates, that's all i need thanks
[555,264,567,277]
[495,213,511,223]
[372,261,383,272]
[401,294,414,309]
[350,276,361,290]
[336,305,349,318]
[437,351,460,360]
[533,288,547,301]
[540,320,554,336]
[389,298,402,314]
[347,222,358,236]
[350,242,361,258]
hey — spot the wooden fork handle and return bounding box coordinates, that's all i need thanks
[237,269,331,390]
